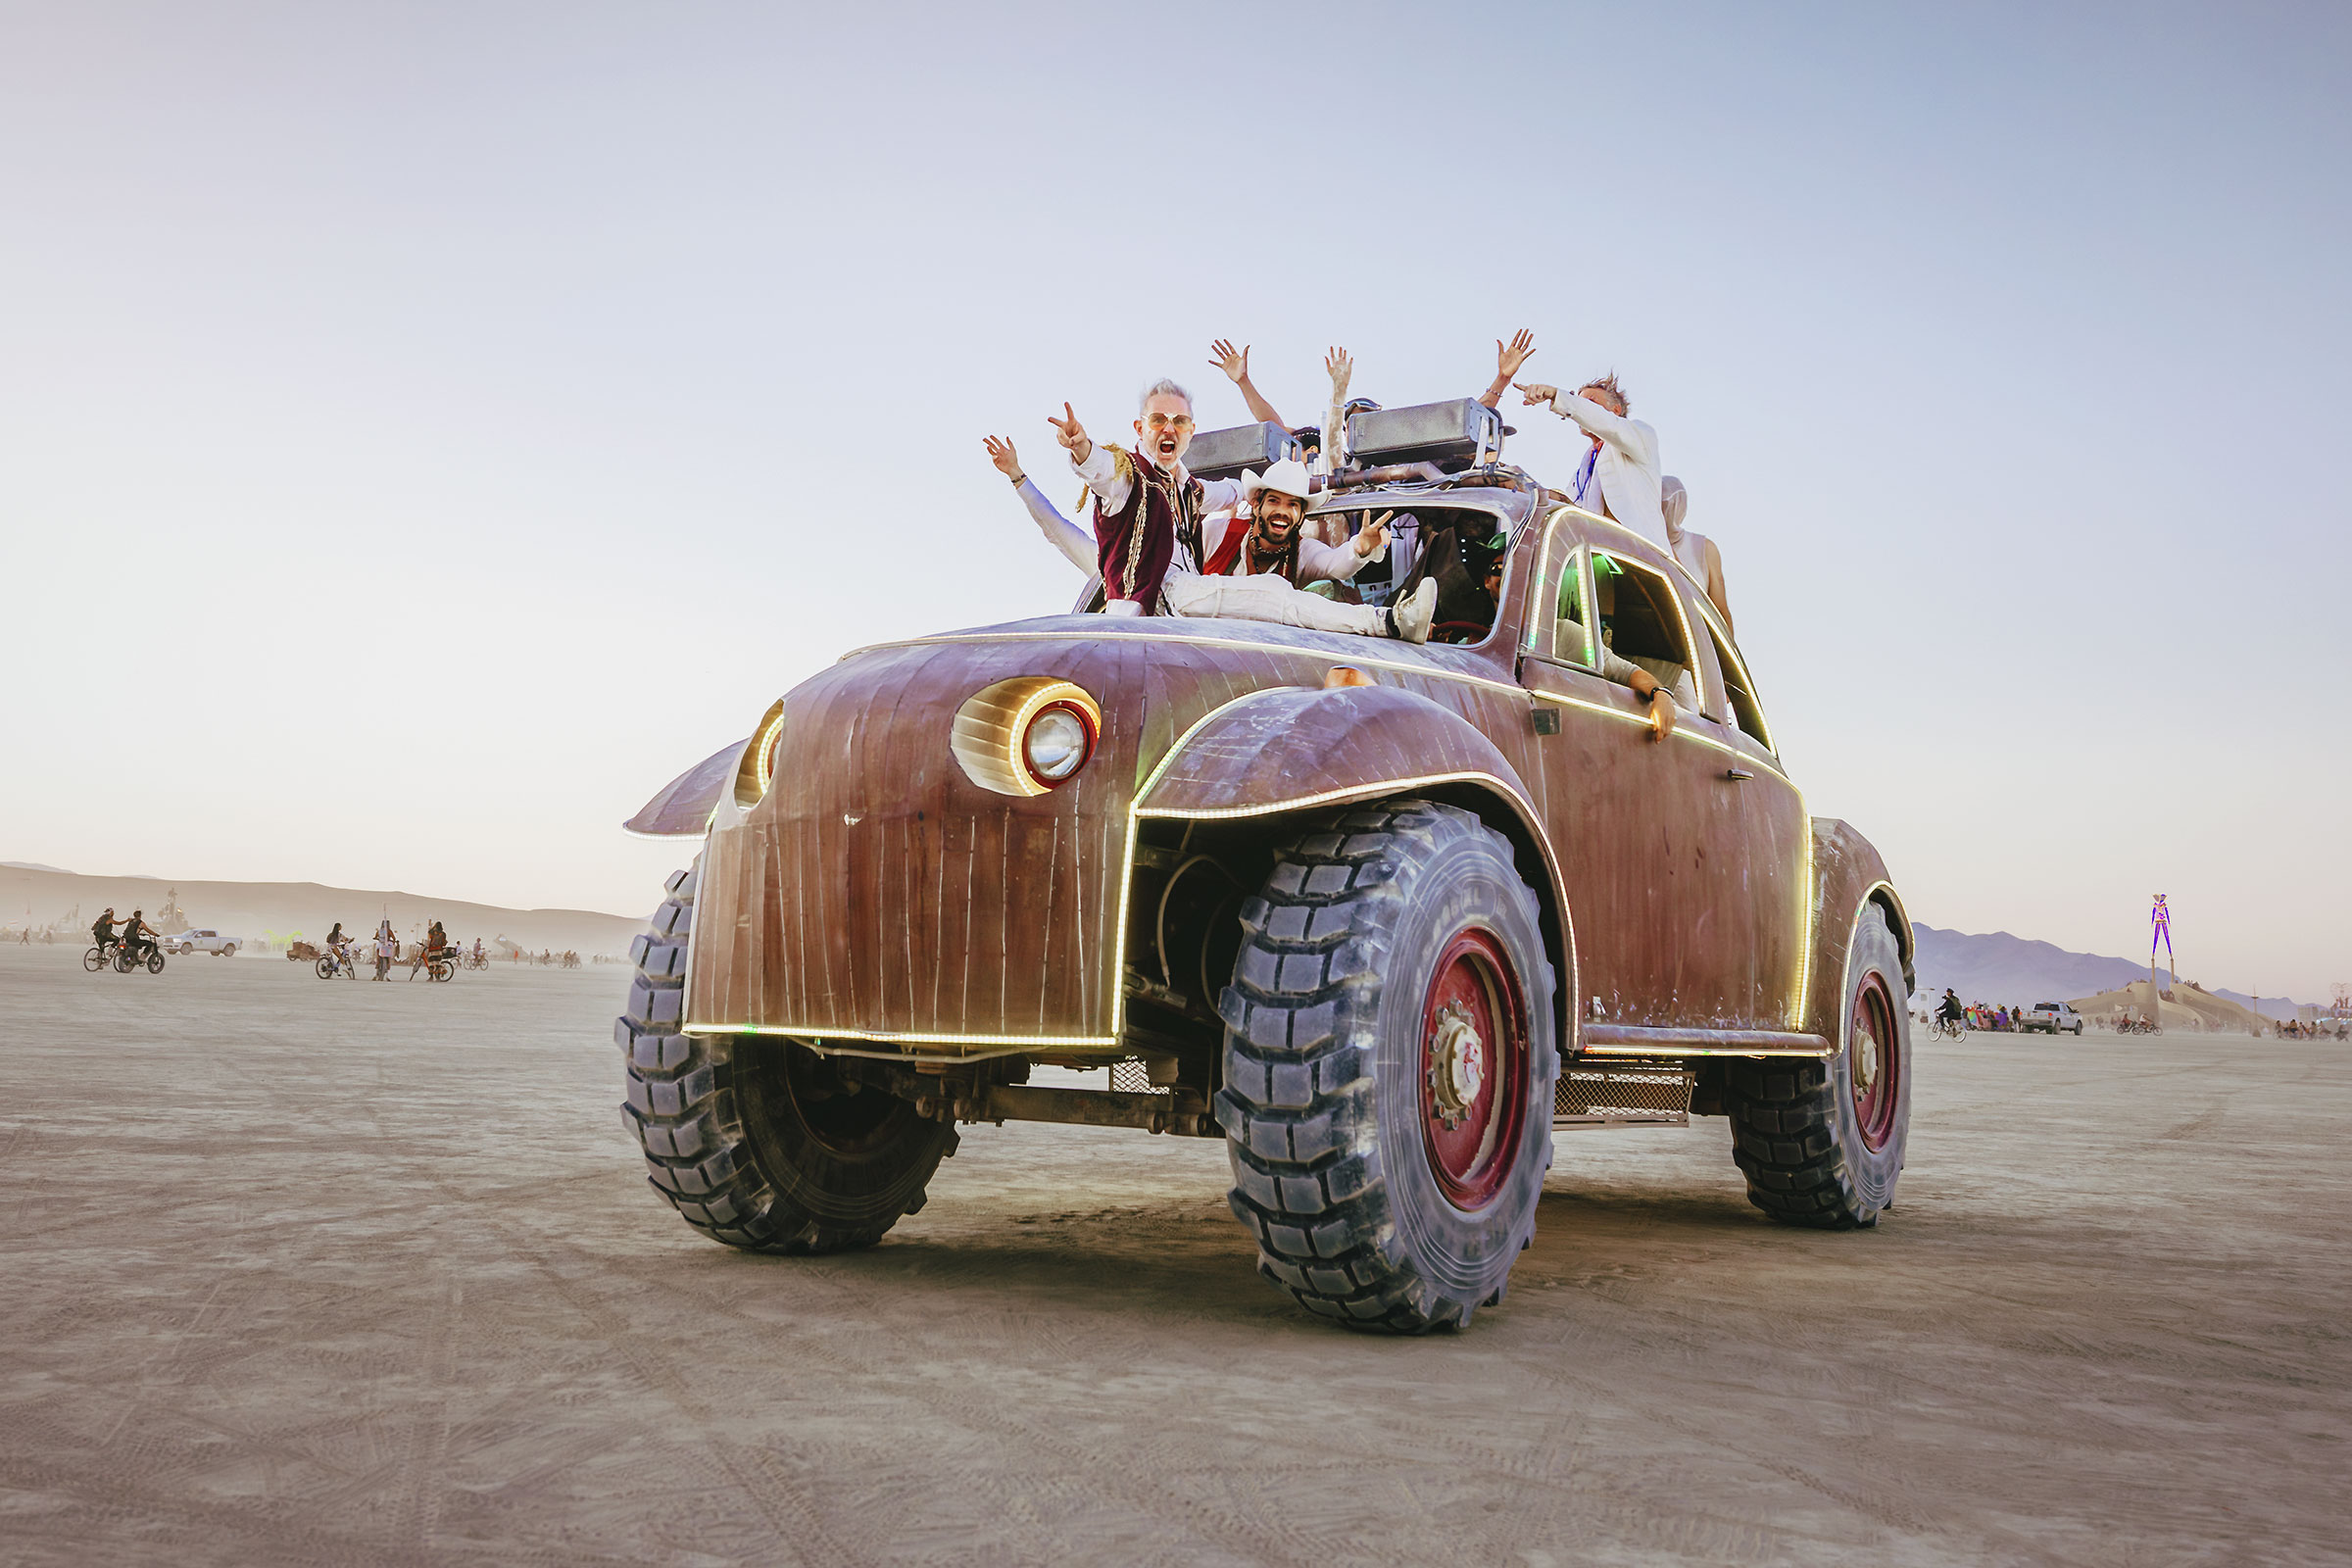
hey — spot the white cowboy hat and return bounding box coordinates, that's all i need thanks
[1240,458,1313,503]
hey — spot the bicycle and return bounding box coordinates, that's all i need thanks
[1928,1015,1965,1041]
[82,941,122,974]
[114,944,166,975]
[316,944,361,980]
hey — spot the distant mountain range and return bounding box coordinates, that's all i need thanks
[0,864,644,956]
[1910,924,2305,1018]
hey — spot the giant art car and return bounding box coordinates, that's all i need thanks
[618,399,1915,1333]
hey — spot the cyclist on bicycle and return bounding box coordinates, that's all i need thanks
[1939,989,1964,1028]
[91,907,118,955]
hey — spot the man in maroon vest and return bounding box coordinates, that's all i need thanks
[1047,379,1247,615]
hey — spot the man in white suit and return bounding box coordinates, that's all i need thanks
[1473,329,1667,545]
[1510,369,1665,546]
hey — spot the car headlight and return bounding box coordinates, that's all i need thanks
[1022,701,1096,784]
[952,677,1101,797]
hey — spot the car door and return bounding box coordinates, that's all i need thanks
[1512,511,1763,1027]
[1684,592,1809,1028]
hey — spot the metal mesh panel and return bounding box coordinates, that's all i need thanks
[1108,1058,1171,1096]
[1554,1066,1692,1125]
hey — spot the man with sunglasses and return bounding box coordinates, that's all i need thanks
[1045,379,1241,616]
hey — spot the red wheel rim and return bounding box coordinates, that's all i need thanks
[1418,928,1529,1211]
[1850,972,1900,1152]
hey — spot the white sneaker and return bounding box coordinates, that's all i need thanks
[1391,578,1438,644]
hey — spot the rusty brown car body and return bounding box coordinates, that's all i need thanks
[617,441,1915,1332]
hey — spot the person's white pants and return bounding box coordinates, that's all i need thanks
[1161,572,1387,636]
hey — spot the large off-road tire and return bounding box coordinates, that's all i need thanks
[1727,907,1910,1227]
[614,862,956,1253]
[1215,801,1558,1333]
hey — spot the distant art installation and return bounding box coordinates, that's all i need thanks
[2150,894,2175,983]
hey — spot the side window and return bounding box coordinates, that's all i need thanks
[1549,545,1596,666]
[1523,513,1595,666]
[1593,552,1704,710]
[1703,618,1775,751]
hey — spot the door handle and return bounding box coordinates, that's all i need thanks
[1722,766,1754,782]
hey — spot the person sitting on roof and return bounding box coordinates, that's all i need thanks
[985,438,1435,641]
[1161,460,1435,641]
[1044,379,1244,616]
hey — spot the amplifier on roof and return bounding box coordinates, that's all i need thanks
[1346,399,1503,470]
[1183,421,1300,483]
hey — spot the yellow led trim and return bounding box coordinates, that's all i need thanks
[1579,1041,1831,1058]
[1136,768,1536,824]
[1688,595,1777,756]
[859,629,1532,701]
[686,1023,1119,1048]
[1789,786,1815,1029]
[733,698,788,808]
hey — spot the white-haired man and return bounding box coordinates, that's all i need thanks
[1042,379,1238,616]
[981,440,1436,641]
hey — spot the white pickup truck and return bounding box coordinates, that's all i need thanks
[2021,1001,2084,1036]
[161,929,240,957]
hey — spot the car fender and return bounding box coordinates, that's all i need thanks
[622,737,750,838]
[1803,816,1915,1039]
[1135,682,1579,1040]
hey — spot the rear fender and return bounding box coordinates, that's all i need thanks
[1136,684,1579,1044]
[1803,816,1914,1037]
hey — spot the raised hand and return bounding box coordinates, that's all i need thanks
[1207,339,1250,385]
[1496,328,1537,381]
[1513,381,1558,408]
[982,434,1023,482]
[1325,346,1353,397]
[1046,402,1092,465]
[1356,510,1394,557]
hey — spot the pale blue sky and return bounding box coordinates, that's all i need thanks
[3,2,2346,996]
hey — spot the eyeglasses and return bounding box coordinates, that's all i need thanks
[1143,414,1195,431]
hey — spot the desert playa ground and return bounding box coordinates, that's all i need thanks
[1,945,2344,1567]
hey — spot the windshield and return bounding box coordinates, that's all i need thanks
[1306,501,1518,647]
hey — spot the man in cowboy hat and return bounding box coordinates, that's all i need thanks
[982,442,1437,640]
[1162,457,1437,641]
